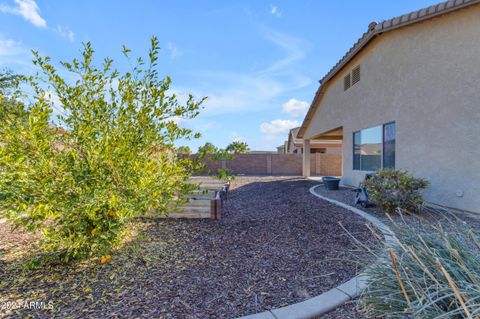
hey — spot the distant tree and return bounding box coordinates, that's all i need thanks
[177,146,191,155]
[0,70,27,132]
[195,142,234,180]
[0,69,20,91]
[197,142,217,154]
[226,141,249,154]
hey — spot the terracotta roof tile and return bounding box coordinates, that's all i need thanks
[318,0,480,86]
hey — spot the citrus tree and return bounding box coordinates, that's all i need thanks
[0,37,205,262]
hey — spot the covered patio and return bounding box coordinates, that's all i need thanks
[302,126,343,177]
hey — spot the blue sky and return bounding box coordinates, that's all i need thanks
[0,0,440,151]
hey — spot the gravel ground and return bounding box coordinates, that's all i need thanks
[313,184,480,228]
[0,177,379,319]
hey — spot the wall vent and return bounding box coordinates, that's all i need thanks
[352,65,360,86]
[344,73,351,91]
[344,65,360,91]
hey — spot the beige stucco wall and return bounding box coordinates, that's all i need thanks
[303,5,480,212]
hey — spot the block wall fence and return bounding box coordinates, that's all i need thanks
[198,153,342,176]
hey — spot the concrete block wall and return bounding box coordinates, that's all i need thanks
[311,154,342,176]
[271,154,303,175]
[199,153,341,176]
[227,154,269,175]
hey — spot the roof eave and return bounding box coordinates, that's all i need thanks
[297,0,480,139]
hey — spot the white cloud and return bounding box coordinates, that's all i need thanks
[260,119,299,135]
[171,71,291,116]
[169,116,186,125]
[0,38,23,56]
[259,119,299,149]
[261,29,306,74]
[270,5,282,17]
[1,1,75,42]
[53,25,74,42]
[0,36,32,67]
[166,42,182,60]
[282,98,309,117]
[171,29,311,117]
[0,0,46,27]
[200,73,285,113]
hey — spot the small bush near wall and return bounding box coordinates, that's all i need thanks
[360,208,480,318]
[364,169,428,214]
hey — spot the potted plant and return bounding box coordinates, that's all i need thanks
[323,176,341,190]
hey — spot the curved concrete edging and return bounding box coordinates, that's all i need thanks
[235,184,393,319]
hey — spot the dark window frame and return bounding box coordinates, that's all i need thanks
[382,122,396,169]
[353,131,361,170]
[353,122,396,171]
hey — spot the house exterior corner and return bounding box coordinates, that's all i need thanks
[300,3,480,213]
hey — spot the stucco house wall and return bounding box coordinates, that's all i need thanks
[303,5,480,212]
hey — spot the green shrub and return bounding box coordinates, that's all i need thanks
[214,168,235,182]
[364,169,428,213]
[360,208,480,318]
[0,37,205,262]
[195,142,234,178]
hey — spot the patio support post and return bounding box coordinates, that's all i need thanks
[303,139,311,177]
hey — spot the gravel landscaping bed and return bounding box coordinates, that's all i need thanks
[313,184,480,228]
[0,177,378,319]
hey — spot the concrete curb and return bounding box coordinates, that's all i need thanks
[309,186,394,244]
[235,185,392,319]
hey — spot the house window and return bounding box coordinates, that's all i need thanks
[353,122,395,171]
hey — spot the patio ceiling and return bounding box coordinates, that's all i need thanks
[309,126,343,141]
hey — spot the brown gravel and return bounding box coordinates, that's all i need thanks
[0,177,378,319]
[313,184,480,228]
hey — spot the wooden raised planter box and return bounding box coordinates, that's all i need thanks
[168,191,223,220]
[166,178,229,220]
